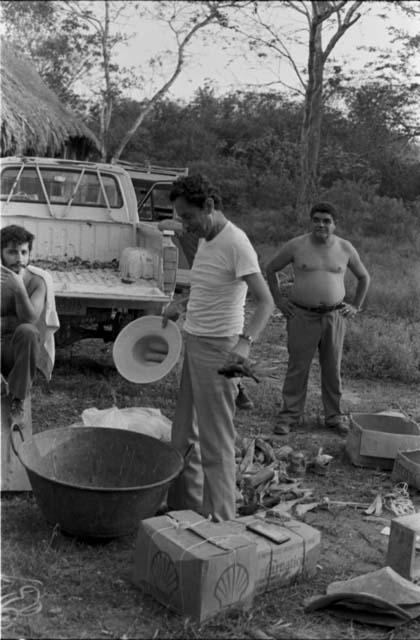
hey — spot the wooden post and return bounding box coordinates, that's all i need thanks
[1,394,32,491]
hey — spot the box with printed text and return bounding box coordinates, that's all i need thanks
[222,516,321,594]
[132,510,257,622]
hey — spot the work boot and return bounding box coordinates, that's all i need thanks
[325,418,349,437]
[10,397,24,426]
[274,416,304,436]
[235,384,254,411]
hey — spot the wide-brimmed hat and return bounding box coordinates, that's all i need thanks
[112,316,182,384]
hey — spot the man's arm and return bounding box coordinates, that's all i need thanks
[1,267,46,324]
[346,245,371,315]
[161,294,189,328]
[228,272,274,362]
[265,240,296,318]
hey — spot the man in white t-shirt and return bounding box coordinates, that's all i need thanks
[162,174,274,522]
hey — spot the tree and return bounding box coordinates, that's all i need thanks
[2,0,246,162]
[225,0,367,217]
[59,0,136,161]
[60,0,247,162]
[109,1,243,163]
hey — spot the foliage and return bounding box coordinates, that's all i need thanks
[343,317,420,383]
[319,180,420,240]
[115,82,420,214]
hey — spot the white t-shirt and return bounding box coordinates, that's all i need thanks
[184,221,260,336]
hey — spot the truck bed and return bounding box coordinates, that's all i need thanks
[51,268,168,303]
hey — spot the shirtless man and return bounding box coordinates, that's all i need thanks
[1,225,46,424]
[266,202,370,436]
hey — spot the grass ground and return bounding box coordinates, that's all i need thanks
[1,237,420,639]
[2,311,420,639]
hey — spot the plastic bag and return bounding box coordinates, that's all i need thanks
[81,406,172,442]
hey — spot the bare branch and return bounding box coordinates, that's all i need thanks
[111,4,222,160]
[246,78,306,96]
[61,0,104,33]
[323,1,363,62]
[286,0,311,22]
[232,4,308,90]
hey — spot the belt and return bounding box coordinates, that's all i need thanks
[292,301,345,313]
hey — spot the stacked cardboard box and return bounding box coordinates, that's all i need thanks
[132,510,321,622]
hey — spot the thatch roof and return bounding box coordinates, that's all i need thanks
[1,40,99,156]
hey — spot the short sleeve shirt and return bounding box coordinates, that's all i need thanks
[184,221,260,336]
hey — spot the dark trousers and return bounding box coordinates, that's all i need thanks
[279,307,346,426]
[1,324,40,401]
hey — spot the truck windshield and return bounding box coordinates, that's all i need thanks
[1,167,123,208]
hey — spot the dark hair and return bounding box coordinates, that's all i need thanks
[169,173,222,209]
[0,225,35,251]
[309,202,338,222]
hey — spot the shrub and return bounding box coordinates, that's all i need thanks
[343,317,420,383]
[320,179,420,239]
[363,195,416,238]
[343,236,420,323]
[233,206,302,245]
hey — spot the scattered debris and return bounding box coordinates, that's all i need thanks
[364,483,415,517]
[295,497,370,517]
[306,448,333,476]
[288,451,306,477]
[1,575,43,631]
[235,437,335,516]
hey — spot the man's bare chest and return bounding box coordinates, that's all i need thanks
[294,245,348,274]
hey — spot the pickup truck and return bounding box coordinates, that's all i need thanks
[0,156,177,347]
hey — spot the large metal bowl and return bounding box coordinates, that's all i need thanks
[11,425,184,538]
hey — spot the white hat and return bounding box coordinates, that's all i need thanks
[112,316,182,384]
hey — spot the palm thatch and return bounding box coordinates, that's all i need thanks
[1,40,99,157]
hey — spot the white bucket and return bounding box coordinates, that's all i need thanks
[120,247,155,281]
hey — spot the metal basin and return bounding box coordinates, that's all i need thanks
[11,426,184,538]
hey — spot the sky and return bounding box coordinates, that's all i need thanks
[112,1,420,103]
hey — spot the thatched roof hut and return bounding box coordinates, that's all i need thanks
[1,40,99,158]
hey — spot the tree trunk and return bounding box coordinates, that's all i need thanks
[99,1,112,161]
[296,13,324,221]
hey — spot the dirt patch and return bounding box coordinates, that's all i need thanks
[2,312,420,639]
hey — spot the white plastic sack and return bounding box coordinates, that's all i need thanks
[81,406,172,442]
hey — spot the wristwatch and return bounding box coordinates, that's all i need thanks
[239,333,254,344]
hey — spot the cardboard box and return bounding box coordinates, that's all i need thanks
[392,449,420,490]
[132,510,257,622]
[346,413,420,470]
[221,516,321,595]
[386,513,420,581]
